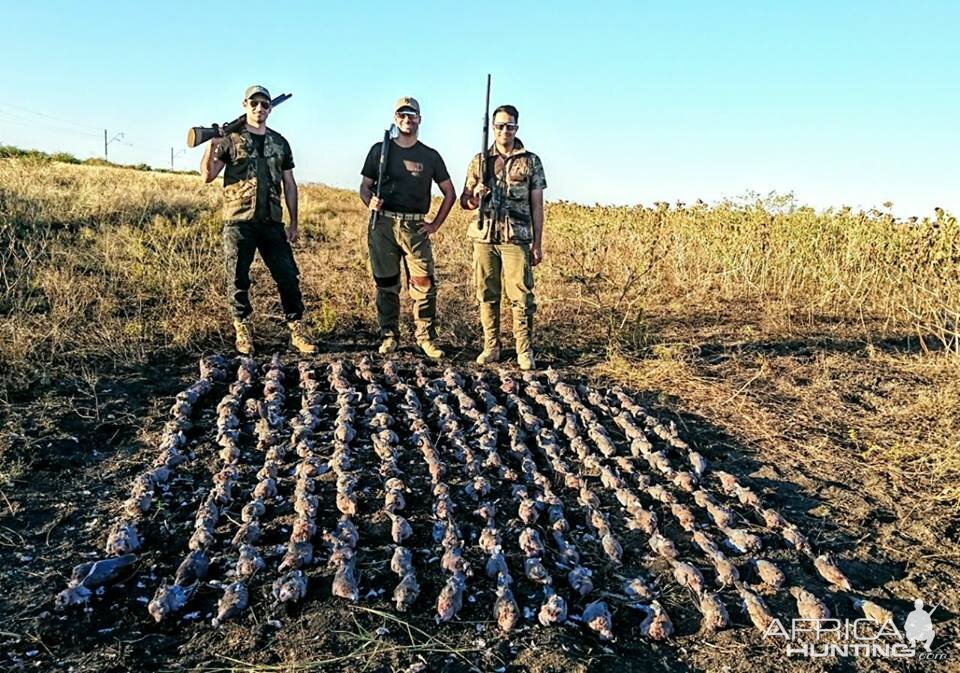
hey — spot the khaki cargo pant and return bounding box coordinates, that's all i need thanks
[368,213,437,341]
[473,242,535,353]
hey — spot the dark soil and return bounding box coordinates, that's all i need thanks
[1,330,958,673]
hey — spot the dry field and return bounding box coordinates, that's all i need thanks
[1,158,959,672]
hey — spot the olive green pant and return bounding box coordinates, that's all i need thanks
[368,213,437,341]
[473,242,535,353]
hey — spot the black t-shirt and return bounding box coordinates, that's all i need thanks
[361,140,450,214]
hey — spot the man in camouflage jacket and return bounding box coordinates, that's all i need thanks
[461,104,546,370]
[201,85,316,356]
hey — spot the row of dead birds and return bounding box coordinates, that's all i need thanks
[56,355,231,609]
[268,360,329,608]
[211,355,286,625]
[325,360,364,604]
[152,355,266,624]
[355,357,421,613]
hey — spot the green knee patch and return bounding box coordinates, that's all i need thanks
[374,274,401,288]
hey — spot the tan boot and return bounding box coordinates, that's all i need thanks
[417,338,445,360]
[476,345,501,365]
[288,320,318,355]
[517,350,536,371]
[378,336,399,355]
[233,319,256,356]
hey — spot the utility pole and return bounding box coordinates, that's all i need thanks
[170,147,186,170]
[104,130,124,161]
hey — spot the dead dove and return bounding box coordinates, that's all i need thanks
[391,546,414,576]
[638,600,673,640]
[231,521,261,548]
[537,589,568,629]
[212,581,248,626]
[739,585,775,633]
[436,571,466,622]
[583,600,615,641]
[519,528,545,558]
[174,549,209,586]
[272,570,308,603]
[331,560,360,602]
[393,571,420,612]
[711,553,740,587]
[813,554,852,591]
[721,527,763,554]
[388,512,413,544]
[853,598,893,624]
[148,582,196,622]
[568,565,594,597]
[623,577,656,602]
[494,585,520,631]
[673,561,706,595]
[524,557,552,585]
[235,545,265,580]
[105,521,140,555]
[752,559,786,589]
[278,542,314,572]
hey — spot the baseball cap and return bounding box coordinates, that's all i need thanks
[394,96,420,114]
[244,85,271,101]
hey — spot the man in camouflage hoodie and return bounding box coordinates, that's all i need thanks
[461,104,546,370]
[201,85,316,356]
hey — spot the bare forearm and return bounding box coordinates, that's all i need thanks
[201,144,223,183]
[432,192,457,228]
[359,181,373,207]
[532,204,544,245]
[285,181,298,225]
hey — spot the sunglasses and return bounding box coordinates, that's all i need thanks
[247,99,271,109]
[396,111,420,120]
[493,122,518,131]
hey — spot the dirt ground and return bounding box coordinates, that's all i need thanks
[1,317,959,673]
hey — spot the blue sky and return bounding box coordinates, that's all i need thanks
[2,1,957,216]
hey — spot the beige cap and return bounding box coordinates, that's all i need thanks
[394,96,420,114]
[244,85,271,100]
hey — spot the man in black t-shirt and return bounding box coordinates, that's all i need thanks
[359,96,457,359]
[201,85,316,357]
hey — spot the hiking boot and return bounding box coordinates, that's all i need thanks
[378,336,399,355]
[233,319,256,356]
[517,350,536,371]
[288,321,318,355]
[476,346,501,365]
[417,339,445,360]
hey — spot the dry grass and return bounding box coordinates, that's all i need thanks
[1,157,959,525]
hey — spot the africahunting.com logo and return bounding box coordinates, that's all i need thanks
[764,598,948,661]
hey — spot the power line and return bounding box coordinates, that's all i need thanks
[0,102,103,131]
[0,109,103,139]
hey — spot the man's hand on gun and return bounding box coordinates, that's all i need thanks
[369,195,384,212]
[469,184,490,207]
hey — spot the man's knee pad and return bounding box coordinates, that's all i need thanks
[374,274,401,288]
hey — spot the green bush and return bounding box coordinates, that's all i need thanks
[50,152,80,164]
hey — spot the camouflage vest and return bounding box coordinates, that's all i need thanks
[465,140,546,244]
[222,127,287,222]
